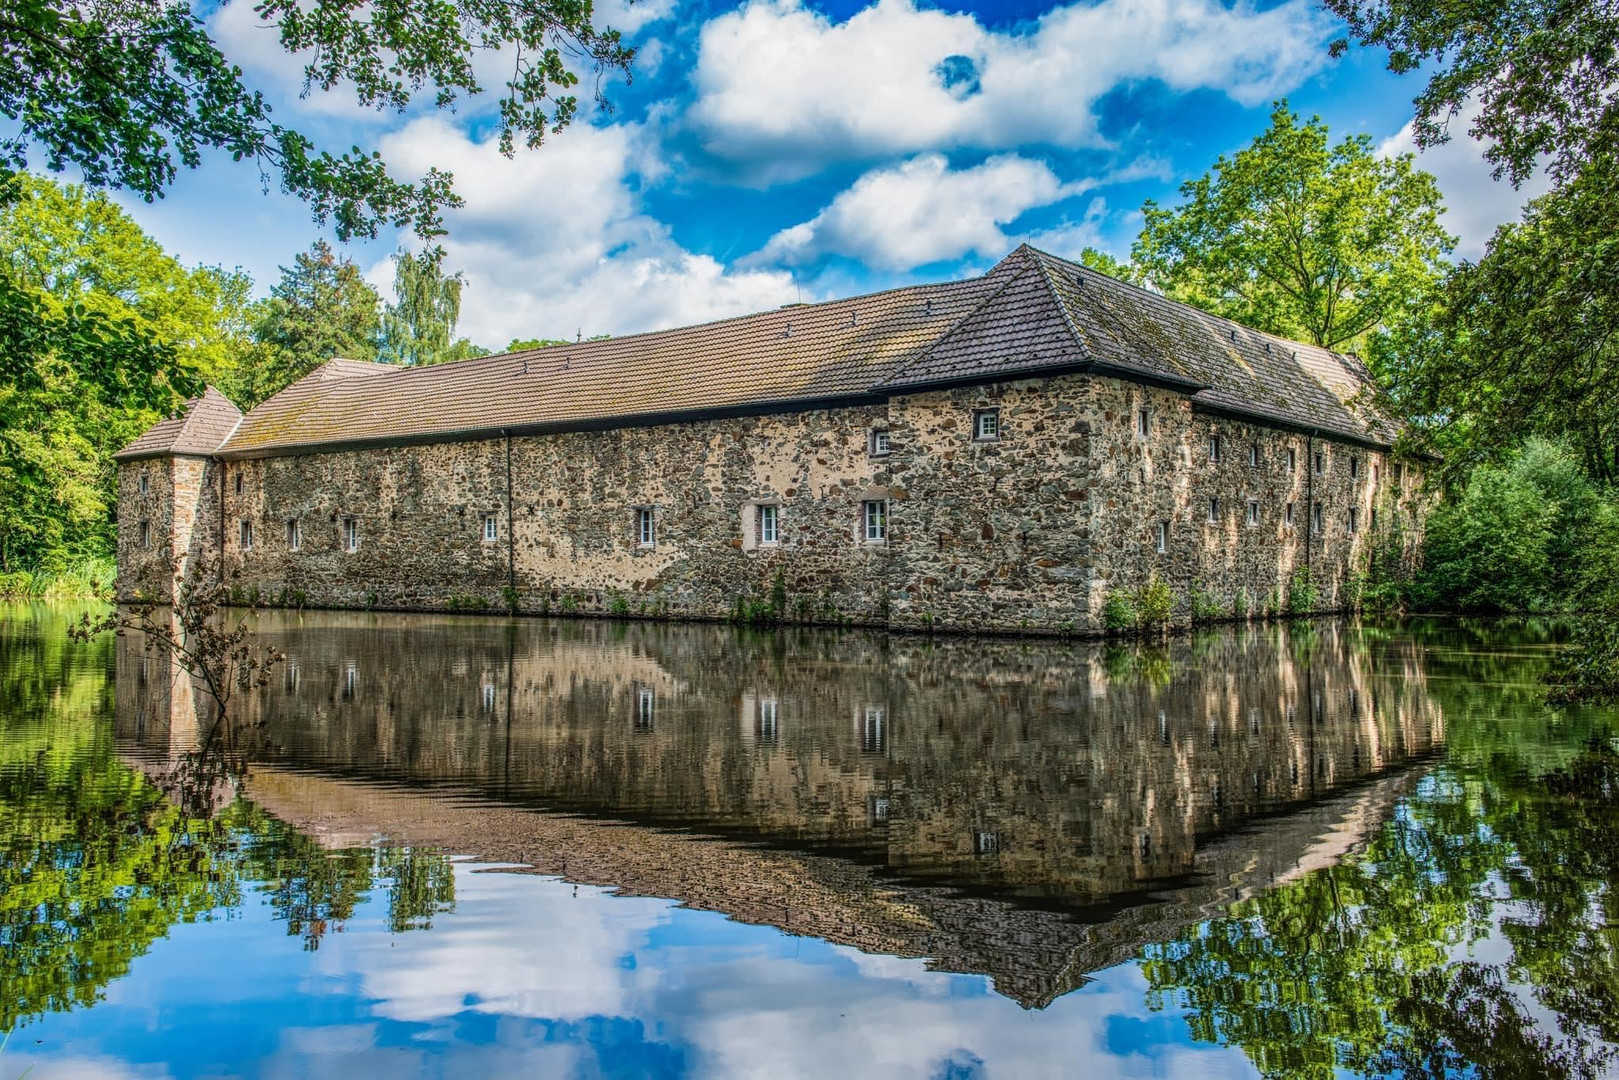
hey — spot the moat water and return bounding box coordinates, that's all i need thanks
[2,606,1616,1078]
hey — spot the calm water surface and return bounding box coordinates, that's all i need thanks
[2,607,1615,1078]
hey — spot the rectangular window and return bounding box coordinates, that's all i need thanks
[636,507,655,548]
[869,428,891,456]
[862,705,886,752]
[286,518,301,551]
[1371,508,1378,530]
[1350,455,1360,479]
[139,520,151,549]
[862,500,887,543]
[1372,463,1380,484]
[973,408,1000,441]
[1249,441,1260,466]
[239,519,252,550]
[1285,502,1295,528]
[1312,502,1323,534]
[1348,507,1359,533]
[1395,462,1405,485]
[974,831,1001,856]
[1207,497,1219,523]
[343,517,359,552]
[1247,500,1260,526]
[482,513,498,542]
[234,473,243,496]
[1155,522,1167,553]
[757,699,779,742]
[635,687,655,731]
[139,473,149,495]
[758,503,779,545]
[1315,451,1325,475]
[1209,434,1221,462]
[1137,408,1150,437]
[1287,447,1297,472]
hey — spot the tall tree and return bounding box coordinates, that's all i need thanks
[380,250,472,367]
[256,241,383,390]
[1326,0,1619,187]
[1133,103,1454,350]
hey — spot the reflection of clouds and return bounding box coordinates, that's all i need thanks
[325,869,673,1024]
[0,1057,167,1080]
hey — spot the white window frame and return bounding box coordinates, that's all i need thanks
[636,686,655,729]
[1207,497,1219,524]
[287,518,301,551]
[239,519,253,550]
[1247,500,1260,526]
[343,517,359,553]
[482,513,499,543]
[1312,501,1324,534]
[973,408,1000,442]
[758,503,779,545]
[869,428,891,457]
[1209,434,1221,462]
[1136,409,1150,438]
[636,507,655,548]
[139,473,149,495]
[1155,522,1167,553]
[1249,441,1260,467]
[862,499,888,543]
[758,698,779,741]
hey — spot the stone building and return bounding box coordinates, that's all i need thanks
[113,245,1426,632]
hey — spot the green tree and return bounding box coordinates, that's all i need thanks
[380,249,482,366]
[507,337,571,351]
[256,241,383,391]
[1326,0,1617,187]
[1133,103,1454,349]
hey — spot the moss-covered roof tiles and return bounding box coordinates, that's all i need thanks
[120,246,1400,461]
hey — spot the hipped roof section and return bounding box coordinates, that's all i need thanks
[119,246,1399,462]
[113,386,243,460]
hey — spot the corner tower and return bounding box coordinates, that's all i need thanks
[112,387,243,602]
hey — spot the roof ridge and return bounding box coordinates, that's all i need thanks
[1026,249,1096,364]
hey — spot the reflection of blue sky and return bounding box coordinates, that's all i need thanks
[9,861,1257,1079]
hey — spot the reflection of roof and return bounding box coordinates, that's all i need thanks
[124,247,1400,462]
[113,386,242,460]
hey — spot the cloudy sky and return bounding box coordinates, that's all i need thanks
[116,0,1548,350]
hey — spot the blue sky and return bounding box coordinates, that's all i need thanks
[112,0,1548,350]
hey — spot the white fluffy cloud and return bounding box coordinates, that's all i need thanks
[1378,101,1553,261]
[689,0,1338,182]
[376,117,796,346]
[752,153,1075,269]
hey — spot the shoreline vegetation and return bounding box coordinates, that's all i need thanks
[0,556,115,600]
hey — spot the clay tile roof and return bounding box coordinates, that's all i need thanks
[114,386,243,460]
[124,246,1397,460]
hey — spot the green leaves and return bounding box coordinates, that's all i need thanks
[254,239,385,393]
[380,247,468,366]
[1132,102,1454,350]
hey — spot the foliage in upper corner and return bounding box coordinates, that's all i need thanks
[0,0,633,243]
[1132,102,1454,351]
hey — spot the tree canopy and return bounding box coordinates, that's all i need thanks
[1133,103,1454,350]
[254,241,383,392]
[380,249,487,366]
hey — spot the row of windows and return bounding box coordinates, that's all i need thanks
[1148,499,1370,550]
[1131,411,1401,482]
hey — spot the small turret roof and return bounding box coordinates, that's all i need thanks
[113,386,243,460]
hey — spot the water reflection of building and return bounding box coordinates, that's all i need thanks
[115,614,1443,1008]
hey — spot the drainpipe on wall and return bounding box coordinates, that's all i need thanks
[504,431,516,595]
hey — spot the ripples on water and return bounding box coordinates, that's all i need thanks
[1,605,1615,1078]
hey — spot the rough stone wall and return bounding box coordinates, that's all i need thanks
[116,454,220,602]
[119,378,1428,630]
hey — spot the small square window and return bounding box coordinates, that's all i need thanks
[1136,409,1150,437]
[1207,497,1219,523]
[869,428,891,456]
[139,520,151,549]
[1287,447,1297,472]
[973,408,1000,441]
[234,473,243,496]
[862,500,887,543]
[636,507,655,548]
[1247,501,1260,526]
[139,473,149,495]
[975,831,1001,856]
[1155,522,1167,553]
[758,503,779,545]
[1209,434,1222,462]
[239,519,253,550]
[482,513,499,542]
[343,517,359,552]
[1285,502,1295,528]
[287,518,301,551]
[1249,441,1260,467]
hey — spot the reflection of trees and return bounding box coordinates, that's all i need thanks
[0,610,456,1029]
[1140,731,1619,1079]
